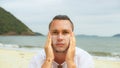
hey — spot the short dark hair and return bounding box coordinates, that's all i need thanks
[49,15,74,31]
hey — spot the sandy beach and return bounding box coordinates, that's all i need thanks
[0,48,120,68]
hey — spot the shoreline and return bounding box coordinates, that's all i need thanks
[0,48,120,68]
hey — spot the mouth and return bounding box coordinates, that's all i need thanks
[56,43,64,46]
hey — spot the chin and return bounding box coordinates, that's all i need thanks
[55,48,68,53]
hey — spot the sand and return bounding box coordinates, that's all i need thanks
[0,48,120,68]
[94,58,120,68]
[0,48,36,68]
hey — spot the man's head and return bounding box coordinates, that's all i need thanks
[49,15,74,31]
[49,15,74,53]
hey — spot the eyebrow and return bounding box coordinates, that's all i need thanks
[51,29,70,31]
[62,29,69,32]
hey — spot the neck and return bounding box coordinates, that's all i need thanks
[54,52,66,64]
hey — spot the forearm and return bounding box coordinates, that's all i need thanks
[41,58,53,68]
[66,61,76,68]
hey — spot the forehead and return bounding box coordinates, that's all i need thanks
[50,20,72,31]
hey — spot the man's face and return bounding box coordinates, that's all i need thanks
[50,20,72,53]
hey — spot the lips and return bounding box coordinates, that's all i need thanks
[56,43,64,46]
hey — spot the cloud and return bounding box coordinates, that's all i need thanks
[1,0,120,36]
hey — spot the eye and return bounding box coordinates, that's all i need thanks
[52,31,58,35]
[63,31,69,35]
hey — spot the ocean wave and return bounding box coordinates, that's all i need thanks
[93,56,120,61]
[89,51,120,60]
[0,43,19,48]
[0,43,42,48]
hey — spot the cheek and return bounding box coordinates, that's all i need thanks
[64,35,70,44]
[51,36,57,44]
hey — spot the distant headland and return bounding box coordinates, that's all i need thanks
[112,34,120,37]
[0,7,43,36]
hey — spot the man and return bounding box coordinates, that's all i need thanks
[29,15,94,68]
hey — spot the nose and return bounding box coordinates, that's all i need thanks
[57,33,63,41]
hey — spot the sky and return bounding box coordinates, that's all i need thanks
[0,0,120,36]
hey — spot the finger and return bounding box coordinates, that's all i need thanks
[45,32,51,47]
[71,32,75,46]
[48,32,51,45]
[72,33,76,46]
[69,32,75,50]
[70,35,72,47]
[70,32,74,46]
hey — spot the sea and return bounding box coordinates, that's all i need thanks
[0,36,120,61]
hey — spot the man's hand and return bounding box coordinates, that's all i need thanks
[42,32,54,68]
[66,32,76,68]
